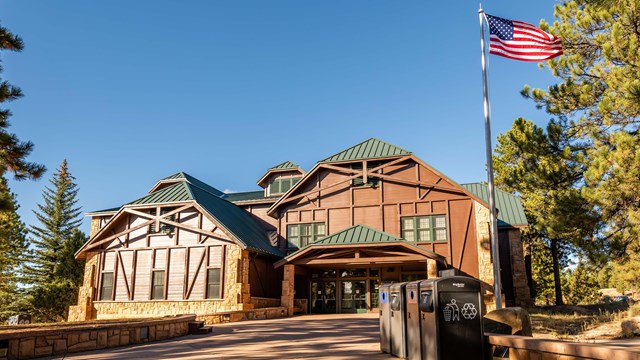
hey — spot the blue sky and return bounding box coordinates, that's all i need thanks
[3,1,561,234]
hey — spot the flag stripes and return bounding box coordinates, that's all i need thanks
[486,14,563,62]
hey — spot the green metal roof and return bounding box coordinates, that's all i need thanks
[221,191,275,203]
[125,179,283,258]
[269,160,299,170]
[320,138,412,163]
[155,172,224,197]
[309,224,404,246]
[85,207,120,216]
[461,183,528,228]
[283,224,445,263]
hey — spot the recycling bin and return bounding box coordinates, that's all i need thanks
[404,281,422,360]
[389,282,408,359]
[379,283,391,354]
[418,276,484,360]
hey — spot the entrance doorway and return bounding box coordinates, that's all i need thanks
[310,281,336,313]
[340,281,367,313]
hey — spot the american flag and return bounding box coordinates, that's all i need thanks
[485,14,562,62]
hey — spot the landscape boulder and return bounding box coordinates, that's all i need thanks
[483,307,533,336]
[621,317,640,338]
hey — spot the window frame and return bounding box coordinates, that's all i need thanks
[400,214,448,242]
[286,222,326,248]
[206,267,222,299]
[99,272,114,301]
[148,208,176,235]
[268,177,301,196]
[151,269,165,300]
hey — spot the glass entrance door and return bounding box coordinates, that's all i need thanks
[340,281,368,313]
[310,281,336,313]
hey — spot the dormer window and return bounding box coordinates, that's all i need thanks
[268,177,301,196]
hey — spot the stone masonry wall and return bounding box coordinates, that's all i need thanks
[508,229,533,307]
[473,200,497,312]
[69,245,254,321]
[0,315,194,360]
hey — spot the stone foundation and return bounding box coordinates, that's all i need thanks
[0,315,194,360]
[197,307,288,324]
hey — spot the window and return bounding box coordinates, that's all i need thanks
[401,215,447,242]
[287,222,326,248]
[351,164,379,187]
[151,270,165,300]
[100,272,113,300]
[148,208,175,234]
[206,268,222,299]
[269,177,301,196]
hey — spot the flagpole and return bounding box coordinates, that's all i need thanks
[478,7,503,310]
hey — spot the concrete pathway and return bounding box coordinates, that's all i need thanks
[43,314,394,360]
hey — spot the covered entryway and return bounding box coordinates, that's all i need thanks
[275,225,446,315]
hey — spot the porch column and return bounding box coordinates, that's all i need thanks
[427,259,439,279]
[281,264,295,316]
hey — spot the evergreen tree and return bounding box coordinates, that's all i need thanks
[0,175,30,321]
[563,259,601,305]
[24,160,84,322]
[0,23,46,208]
[493,118,601,305]
[24,159,82,284]
[524,0,640,255]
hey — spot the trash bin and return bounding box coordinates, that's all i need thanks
[405,281,421,360]
[390,282,408,359]
[379,283,391,354]
[419,276,484,360]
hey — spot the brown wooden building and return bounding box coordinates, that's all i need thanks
[70,138,530,322]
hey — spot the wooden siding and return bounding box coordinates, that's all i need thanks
[272,158,481,277]
[91,206,236,302]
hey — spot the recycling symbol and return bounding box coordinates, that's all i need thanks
[461,303,478,320]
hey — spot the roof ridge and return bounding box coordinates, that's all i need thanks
[319,138,412,163]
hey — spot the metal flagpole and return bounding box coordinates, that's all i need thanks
[478,7,503,309]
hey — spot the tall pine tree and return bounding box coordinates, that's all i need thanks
[0,175,30,321]
[24,159,85,322]
[0,23,46,211]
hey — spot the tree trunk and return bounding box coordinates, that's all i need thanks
[550,239,564,305]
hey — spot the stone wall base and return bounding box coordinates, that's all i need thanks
[197,307,288,324]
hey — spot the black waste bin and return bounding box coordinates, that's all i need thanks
[379,284,391,354]
[418,276,484,360]
[404,281,421,360]
[389,282,407,359]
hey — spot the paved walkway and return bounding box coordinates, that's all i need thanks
[44,314,394,360]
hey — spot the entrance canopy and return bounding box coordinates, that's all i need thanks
[274,225,447,269]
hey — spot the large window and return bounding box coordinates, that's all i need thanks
[100,272,113,301]
[148,208,175,234]
[206,268,222,299]
[401,215,447,242]
[287,222,326,248]
[151,270,165,300]
[268,177,301,196]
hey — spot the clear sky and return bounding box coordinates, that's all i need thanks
[2,1,561,235]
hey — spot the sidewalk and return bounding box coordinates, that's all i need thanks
[42,313,394,360]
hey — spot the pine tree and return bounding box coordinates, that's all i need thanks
[0,175,30,321]
[0,23,46,208]
[24,160,85,322]
[493,118,601,305]
[524,0,640,255]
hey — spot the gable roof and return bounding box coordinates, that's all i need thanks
[257,160,305,187]
[461,183,528,228]
[320,138,412,163]
[148,172,224,196]
[85,174,283,258]
[269,160,299,170]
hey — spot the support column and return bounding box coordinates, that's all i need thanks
[281,264,295,316]
[427,259,439,279]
